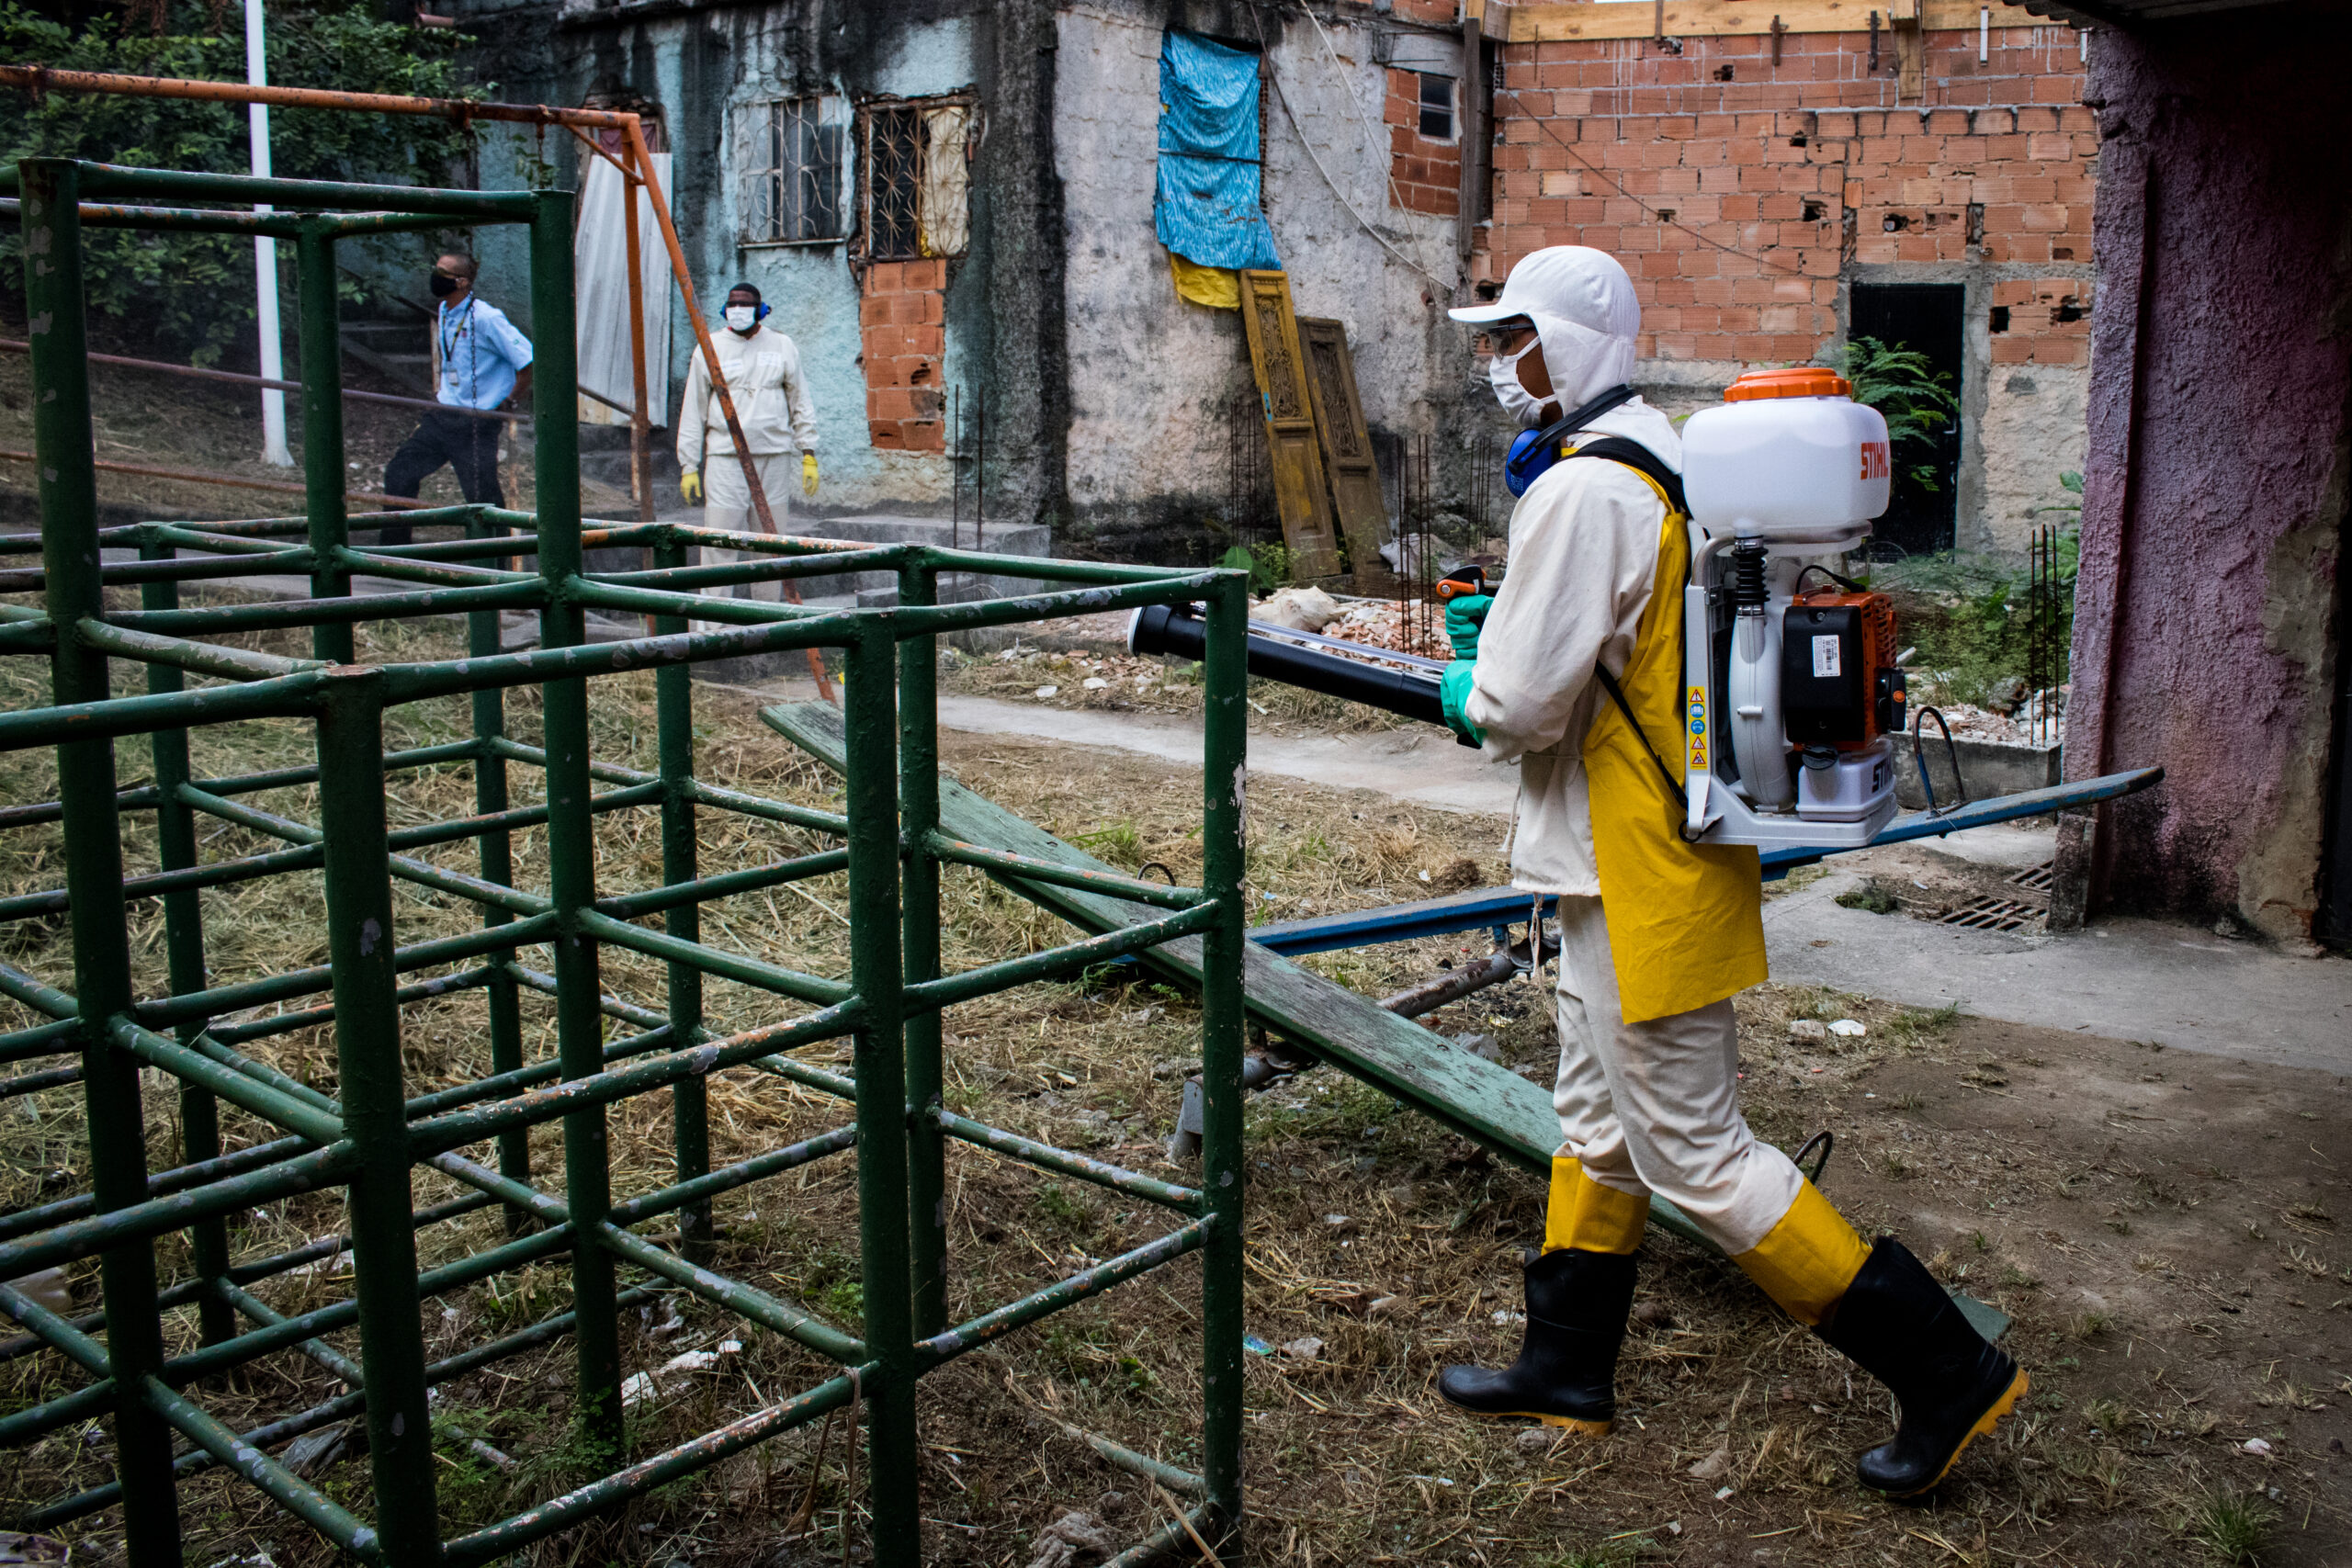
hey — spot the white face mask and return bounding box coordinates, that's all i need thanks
[1488,337,1546,429]
[724,305,758,333]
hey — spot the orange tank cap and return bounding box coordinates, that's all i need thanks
[1723,367,1853,401]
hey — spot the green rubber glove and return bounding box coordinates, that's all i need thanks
[1443,593,1494,660]
[1441,660,1485,748]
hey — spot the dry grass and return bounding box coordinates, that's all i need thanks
[0,602,2343,1566]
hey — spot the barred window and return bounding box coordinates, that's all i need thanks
[1417,73,1456,141]
[858,96,975,262]
[740,96,844,245]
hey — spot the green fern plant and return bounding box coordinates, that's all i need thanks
[1837,336,1961,491]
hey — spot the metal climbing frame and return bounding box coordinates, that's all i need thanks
[0,158,1250,1566]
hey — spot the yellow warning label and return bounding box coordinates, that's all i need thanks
[1684,683,1708,774]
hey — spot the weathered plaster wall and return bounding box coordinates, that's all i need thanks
[2064,19,2351,942]
[1055,0,1490,561]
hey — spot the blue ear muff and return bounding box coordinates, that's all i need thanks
[1504,427,1554,499]
[756,302,771,323]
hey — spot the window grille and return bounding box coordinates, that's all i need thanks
[857,96,975,262]
[1418,73,1456,141]
[741,96,844,245]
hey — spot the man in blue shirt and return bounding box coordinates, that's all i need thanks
[379,253,534,544]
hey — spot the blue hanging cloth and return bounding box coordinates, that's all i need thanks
[1154,29,1283,273]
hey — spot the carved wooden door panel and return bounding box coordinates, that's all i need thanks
[1238,270,1342,580]
[1298,316,1391,591]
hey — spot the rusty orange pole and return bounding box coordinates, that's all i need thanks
[625,122,835,702]
[623,162,652,525]
[0,65,639,130]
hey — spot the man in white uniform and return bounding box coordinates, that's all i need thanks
[1432,247,2025,1499]
[677,282,820,614]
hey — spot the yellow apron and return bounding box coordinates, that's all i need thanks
[1581,476,1767,1024]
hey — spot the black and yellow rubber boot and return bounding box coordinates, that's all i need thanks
[1436,1245,1637,1433]
[1815,1237,2030,1496]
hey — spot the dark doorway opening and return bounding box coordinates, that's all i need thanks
[1849,282,1963,558]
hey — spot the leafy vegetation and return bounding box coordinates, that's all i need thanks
[1219,539,1295,596]
[1838,334,1961,491]
[0,0,481,362]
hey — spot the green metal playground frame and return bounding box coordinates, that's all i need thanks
[0,158,1250,1566]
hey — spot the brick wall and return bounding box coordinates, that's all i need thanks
[1386,65,1464,218]
[1482,24,2092,367]
[860,259,946,452]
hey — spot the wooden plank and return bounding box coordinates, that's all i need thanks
[1296,318,1393,593]
[1237,270,1344,581]
[761,698,2010,1339]
[1507,0,2051,42]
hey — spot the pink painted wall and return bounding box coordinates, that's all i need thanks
[2064,18,2351,941]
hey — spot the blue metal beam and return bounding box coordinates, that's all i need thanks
[1250,766,2163,958]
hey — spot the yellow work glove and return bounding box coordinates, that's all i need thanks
[679,469,703,505]
[801,453,820,497]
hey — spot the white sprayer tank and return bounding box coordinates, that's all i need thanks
[1680,368,1892,544]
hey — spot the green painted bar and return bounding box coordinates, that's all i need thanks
[888,575,1229,638]
[112,580,545,637]
[135,913,563,1031]
[1051,1420,1207,1500]
[22,155,185,1568]
[575,908,850,1006]
[0,1063,82,1099]
[296,220,354,664]
[75,160,534,217]
[916,1220,1209,1371]
[652,529,712,1264]
[899,902,1219,1016]
[0,1141,357,1280]
[1197,571,1250,1556]
[466,504,534,1236]
[106,1018,344,1145]
[607,1124,857,1227]
[0,1134,313,1245]
[503,960,668,1031]
[926,832,1207,909]
[842,623,921,1567]
[0,669,323,751]
[593,1220,867,1365]
[932,1110,1202,1213]
[436,1370,866,1568]
[139,1374,384,1562]
[592,848,848,922]
[312,671,442,1564]
[899,562,947,1338]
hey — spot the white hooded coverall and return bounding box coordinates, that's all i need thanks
[1453,248,1807,1260]
[676,322,820,607]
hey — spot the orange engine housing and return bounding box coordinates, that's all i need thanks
[1781,589,1905,748]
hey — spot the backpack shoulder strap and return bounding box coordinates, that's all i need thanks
[1567,435,1689,518]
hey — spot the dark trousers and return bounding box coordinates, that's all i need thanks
[381,408,504,546]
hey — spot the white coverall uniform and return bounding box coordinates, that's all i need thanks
[1464,405,1804,1258]
[676,323,820,608]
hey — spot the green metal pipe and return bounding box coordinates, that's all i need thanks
[111,580,545,637]
[932,1110,1203,1213]
[592,1220,866,1366]
[0,1063,82,1098]
[0,956,79,1019]
[842,621,922,1567]
[21,154,185,1568]
[464,506,533,1236]
[376,612,861,706]
[916,1221,1210,1371]
[650,529,712,1264]
[138,1374,384,1562]
[591,849,849,921]
[0,841,327,925]
[924,833,1207,909]
[607,1124,857,1227]
[312,669,442,1564]
[105,1018,345,1145]
[0,1279,114,1379]
[436,1369,867,1568]
[0,547,322,596]
[0,1018,82,1061]
[295,220,354,663]
[134,913,561,1031]
[0,669,323,751]
[1197,571,1250,1553]
[0,1134,313,1244]
[401,1001,859,1160]
[917,547,1220,587]
[74,160,535,217]
[899,902,1219,1016]
[898,562,947,1338]
[489,737,848,837]
[76,618,325,682]
[503,961,667,1031]
[1050,1420,1207,1500]
[176,784,548,919]
[0,1142,356,1277]
[209,965,500,1048]
[887,576,1227,639]
[574,908,851,1006]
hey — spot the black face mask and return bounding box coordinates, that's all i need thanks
[430,273,460,299]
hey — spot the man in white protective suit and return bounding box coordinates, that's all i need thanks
[676,282,820,619]
[1431,246,2026,1498]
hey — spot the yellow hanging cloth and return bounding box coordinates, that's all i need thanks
[1168,249,1239,310]
[1582,479,1767,1024]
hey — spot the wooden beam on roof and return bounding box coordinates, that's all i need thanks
[1503,0,2057,42]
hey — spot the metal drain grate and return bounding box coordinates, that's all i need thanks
[2007,859,2055,894]
[1938,895,2044,932]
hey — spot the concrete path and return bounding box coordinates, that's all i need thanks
[1765,829,2352,1075]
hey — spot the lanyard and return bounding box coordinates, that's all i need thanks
[439,300,477,393]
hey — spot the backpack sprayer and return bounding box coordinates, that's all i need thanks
[1129,367,1906,851]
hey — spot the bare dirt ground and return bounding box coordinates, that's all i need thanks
[0,604,2345,1567]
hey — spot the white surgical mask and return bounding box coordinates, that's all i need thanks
[725,305,757,333]
[1488,339,1545,428]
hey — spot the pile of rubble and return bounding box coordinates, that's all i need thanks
[1253,587,1452,662]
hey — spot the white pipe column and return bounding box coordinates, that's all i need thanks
[246,0,291,467]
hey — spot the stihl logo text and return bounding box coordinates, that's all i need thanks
[1859,441,1890,481]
